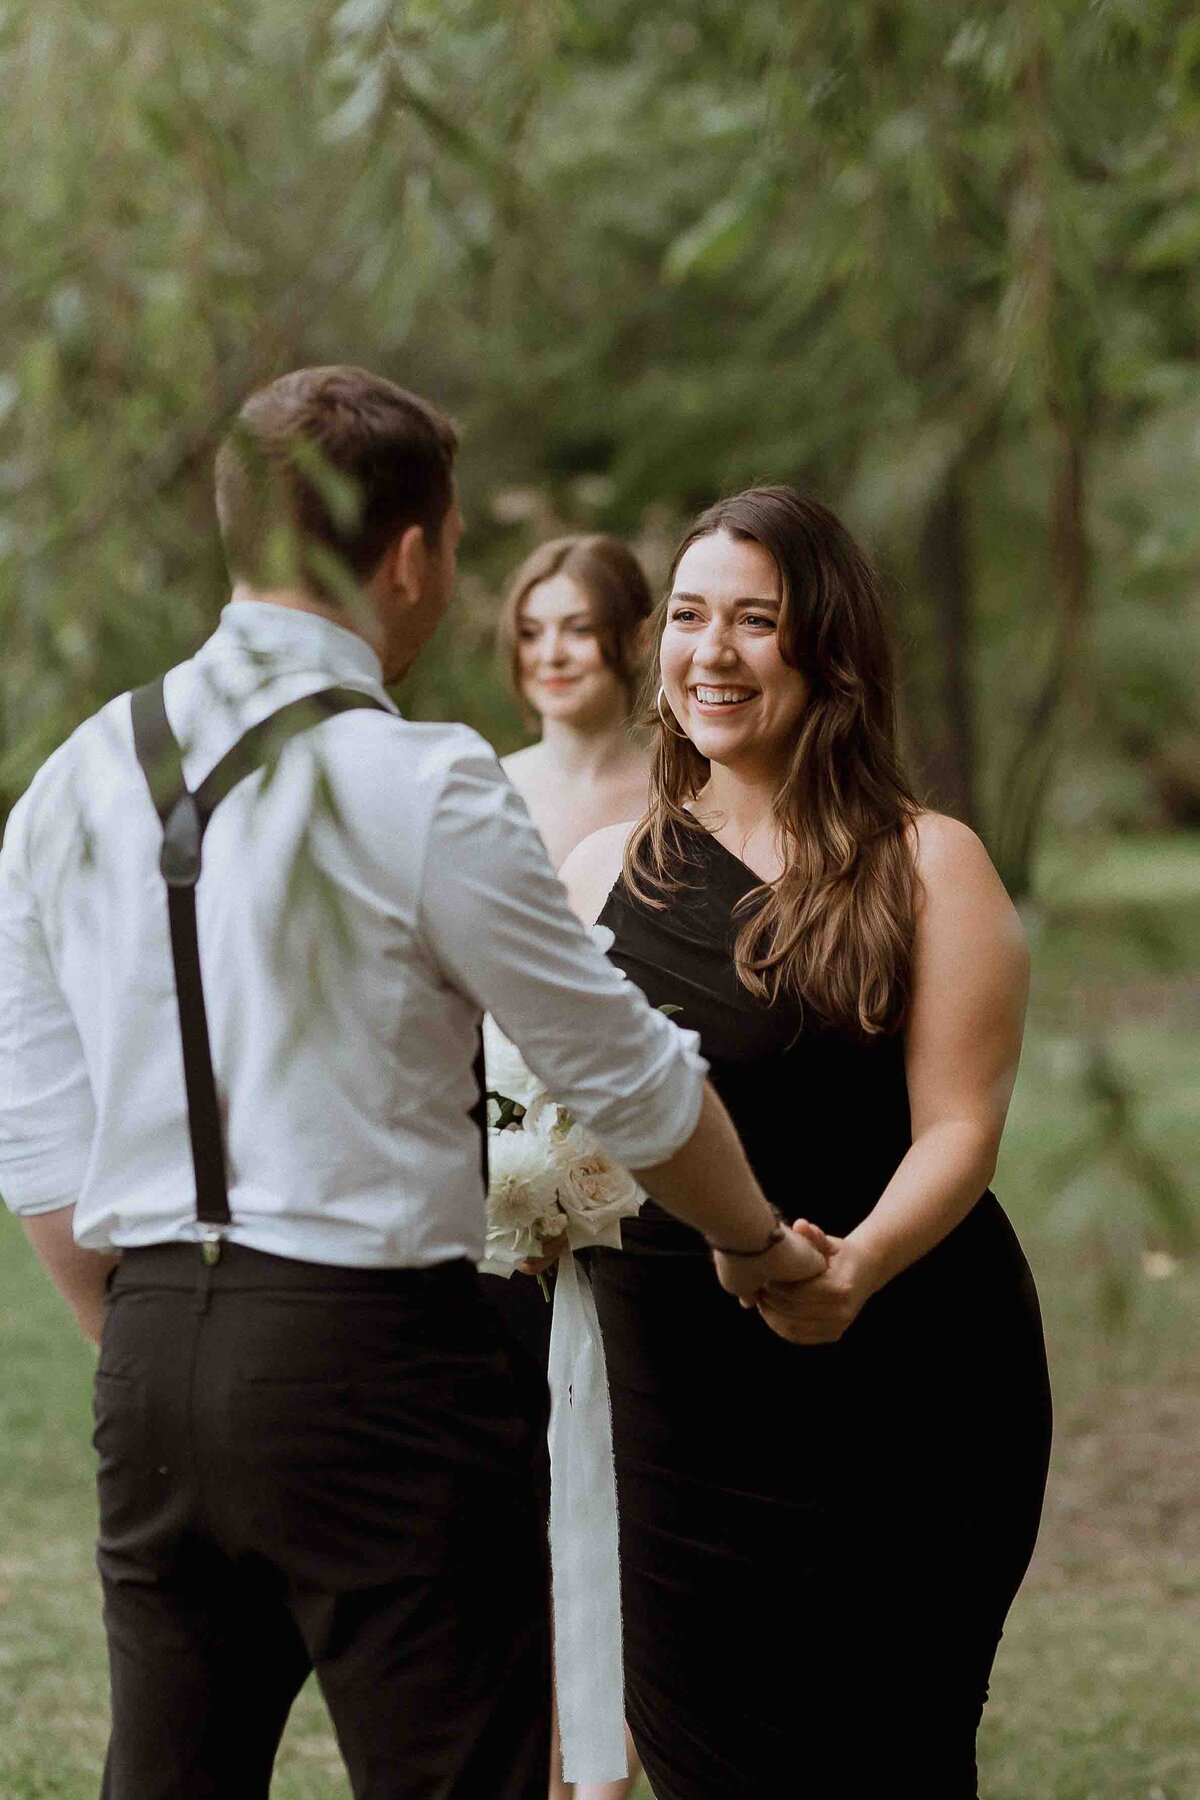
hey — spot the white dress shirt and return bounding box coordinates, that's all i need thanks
[0,601,706,1267]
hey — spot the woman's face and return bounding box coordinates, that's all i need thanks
[660,531,808,776]
[517,574,626,726]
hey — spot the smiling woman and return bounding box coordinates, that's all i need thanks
[497,535,653,870]
[560,484,1053,1800]
[636,487,920,1034]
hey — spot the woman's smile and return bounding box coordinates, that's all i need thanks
[688,684,760,714]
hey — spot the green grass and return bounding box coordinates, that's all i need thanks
[1,831,1197,1797]
[981,1584,1200,1800]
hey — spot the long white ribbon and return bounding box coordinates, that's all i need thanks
[547,1249,627,1785]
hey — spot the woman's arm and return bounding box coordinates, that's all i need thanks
[759,813,1029,1344]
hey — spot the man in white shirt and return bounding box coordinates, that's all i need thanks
[0,366,822,1800]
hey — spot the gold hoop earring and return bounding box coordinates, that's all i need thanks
[656,684,689,740]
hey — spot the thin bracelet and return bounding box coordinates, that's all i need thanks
[707,1219,785,1258]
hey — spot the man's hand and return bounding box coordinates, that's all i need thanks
[21,1207,117,1347]
[756,1219,882,1344]
[712,1223,826,1303]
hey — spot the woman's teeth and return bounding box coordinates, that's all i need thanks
[693,687,755,706]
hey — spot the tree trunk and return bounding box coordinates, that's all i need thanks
[994,415,1088,896]
[992,14,1091,898]
[915,468,977,827]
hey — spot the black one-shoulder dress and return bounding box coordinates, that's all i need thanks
[590,830,1052,1800]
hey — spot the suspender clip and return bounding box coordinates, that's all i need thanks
[200,1229,223,1267]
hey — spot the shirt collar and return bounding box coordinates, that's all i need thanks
[216,598,392,698]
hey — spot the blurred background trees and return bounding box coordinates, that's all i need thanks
[2,10,1197,1789]
[1,0,1197,1281]
[4,0,1199,869]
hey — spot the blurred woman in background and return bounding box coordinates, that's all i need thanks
[498,535,653,870]
[493,532,654,1800]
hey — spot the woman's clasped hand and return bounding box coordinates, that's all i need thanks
[752,1219,880,1343]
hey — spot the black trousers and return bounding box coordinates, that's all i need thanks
[94,1244,551,1800]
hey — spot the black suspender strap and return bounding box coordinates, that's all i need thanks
[130,678,391,1239]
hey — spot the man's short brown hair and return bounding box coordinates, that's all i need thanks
[214,366,458,600]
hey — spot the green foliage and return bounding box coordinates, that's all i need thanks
[487,1090,527,1131]
[2,0,1198,849]
[1010,832,1200,1326]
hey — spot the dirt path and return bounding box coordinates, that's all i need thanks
[1032,1362,1200,1596]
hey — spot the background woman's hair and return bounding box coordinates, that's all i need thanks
[625,486,921,1038]
[214,365,458,604]
[498,535,653,719]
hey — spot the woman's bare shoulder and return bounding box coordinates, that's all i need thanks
[911,809,989,874]
[558,820,639,925]
[909,810,1027,964]
[910,810,1006,896]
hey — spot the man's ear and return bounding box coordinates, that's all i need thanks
[385,522,429,608]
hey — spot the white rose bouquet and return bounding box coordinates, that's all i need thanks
[480,1010,645,1286]
[481,927,684,1785]
[481,1000,648,1787]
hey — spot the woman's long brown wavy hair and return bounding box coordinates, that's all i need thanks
[624,486,920,1038]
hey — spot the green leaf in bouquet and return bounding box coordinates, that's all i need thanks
[486,1089,527,1131]
[658,1003,683,1016]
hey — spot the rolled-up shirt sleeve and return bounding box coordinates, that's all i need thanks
[0,790,97,1215]
[418,742,707,1170]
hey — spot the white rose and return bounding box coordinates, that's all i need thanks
[481,1128,567,1277]
[482,1014,544,1110]
[551,1125,644,1250]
